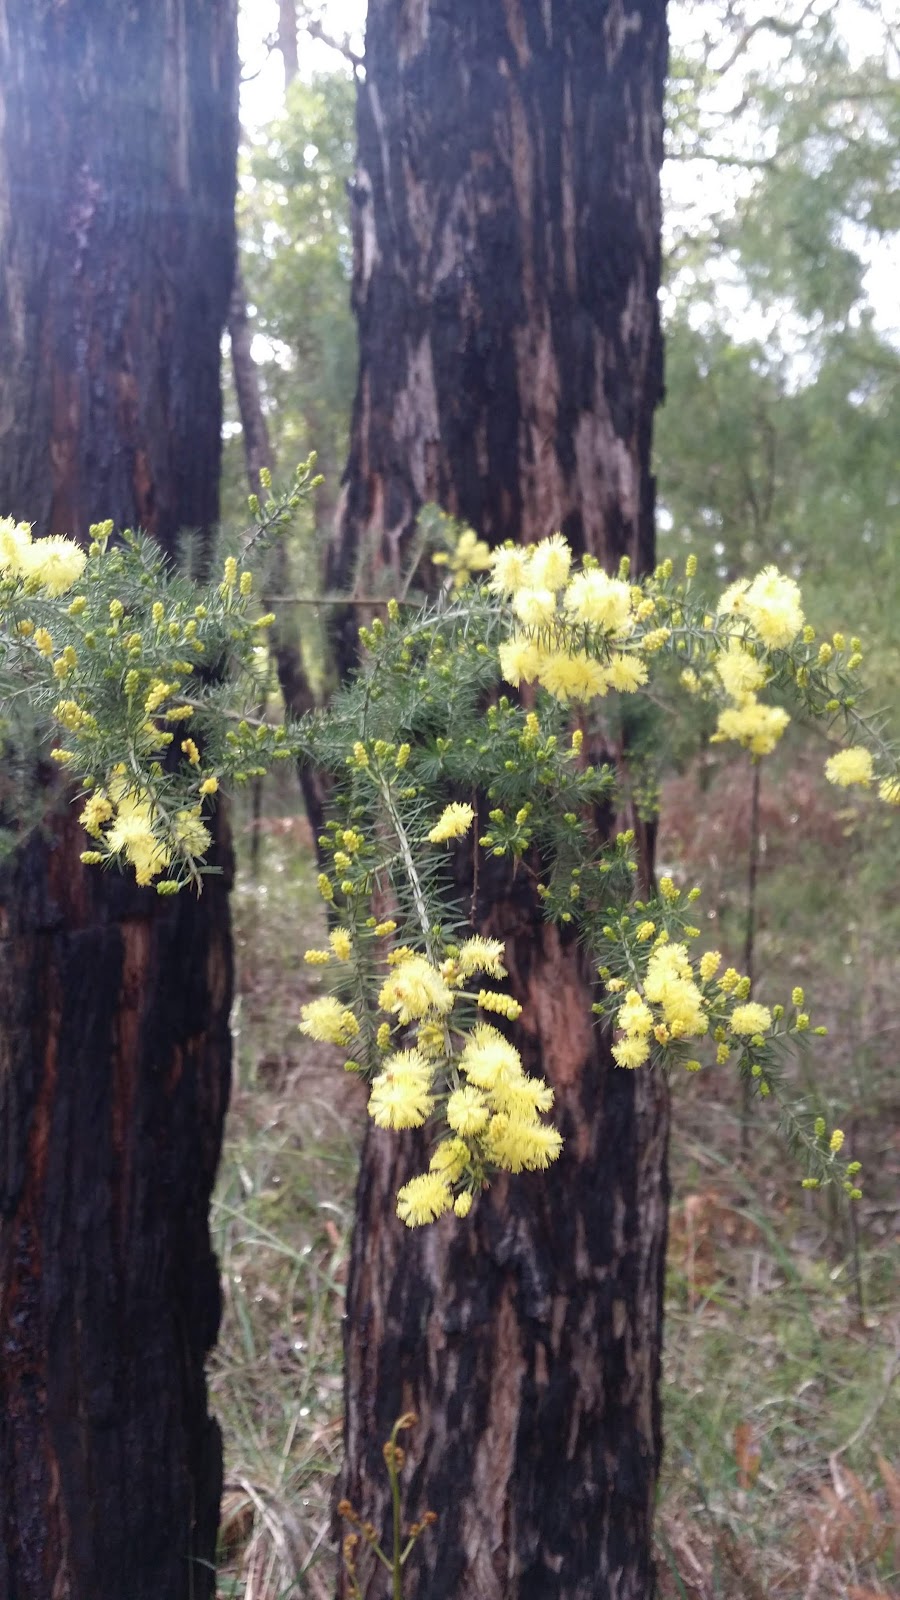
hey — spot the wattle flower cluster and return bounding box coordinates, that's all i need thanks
[491,535,649,703]
[708,571,805,757]
[78,777,211,887]
[297,929,563,1226]
[0,518,87,597]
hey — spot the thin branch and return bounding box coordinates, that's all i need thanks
[304,18,364,70]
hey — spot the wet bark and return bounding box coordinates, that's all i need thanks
[0,4,239,1597]
[335,3,669,1596]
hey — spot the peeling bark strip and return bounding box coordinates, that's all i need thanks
[0,4,239,1597]
[336,4,669,1596]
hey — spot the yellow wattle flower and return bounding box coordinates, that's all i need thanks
[298,997,360,1046]
[564,568,632,633]
[378,955,454,1023]
[427,802,475,843]
[741,566,805,648]
[824,746,874,788]
[526,533,572,592]
[537,647,608,703]
[730,1002,773,1036]
[714,697,789,757]
[489,543,533,596]
[368,1050,434,1129]
[19,534,87,597]
[396,1172,453,1227]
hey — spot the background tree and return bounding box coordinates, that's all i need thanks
[332,3,669,1595]
[0,4,238,1597]
[659,0,900,644]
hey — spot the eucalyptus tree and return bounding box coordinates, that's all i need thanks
[0,4,238,1596]
[331,3,669,1594]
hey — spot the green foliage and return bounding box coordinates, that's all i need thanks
[3,500,896,1220]
[659,0,900,709]
[223,69,356,526]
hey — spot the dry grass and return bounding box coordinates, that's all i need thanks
[213,759,900,1598]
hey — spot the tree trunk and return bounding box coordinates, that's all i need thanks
[334,4,669,1596]
[279,0,300,88]
[229,267,277,502]
[0,5,238,1597]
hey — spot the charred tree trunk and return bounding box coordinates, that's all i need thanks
[0,5,239,1598]
[335,4,669,1597]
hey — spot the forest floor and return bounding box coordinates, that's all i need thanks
[212,753,900,1600]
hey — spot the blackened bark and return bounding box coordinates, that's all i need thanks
[0,4,239,1597]
[336,3,669,1597]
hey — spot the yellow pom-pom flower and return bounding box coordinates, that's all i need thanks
[485,1114,562,1173]
[459,1024,523,1093]
[368,1050,434,1129]
[329,929,352,962]
[457,936,506,978]
[498,634,544,687]
[527,534,572,592]
[20,534,87,597]
[605,653,648,693]
[730,1002,773,1036]
[715,642,767,702]
[489,544,533,595]
[396,1172,453,1227]
[174,811,211,858]
[612,1036,651,1069]
[79,792,114,838]
[378,955,454,1023]
[618,990,653,1035]
[430,1137,470,1181]
[699,950,721,982]
[298,997,360,1046]
[447,1086,490,1136]
[735,566,805,648]
[537,648,608,703]
[0,516,33,575]
[512,587,557,628]
[564,568,633,633]
[714,698,789,757]
[428,802,475,843]
[824,747,874,788]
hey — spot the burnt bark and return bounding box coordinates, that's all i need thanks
[0,4,239,1597]
[335,3,669,1597]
